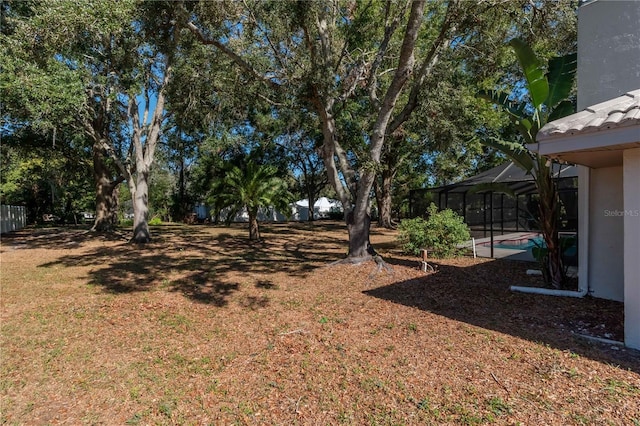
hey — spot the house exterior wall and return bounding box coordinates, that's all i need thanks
[623,148,640,349]
[576,0,639,305]
[577,0,640,109]
[587,166,624,301]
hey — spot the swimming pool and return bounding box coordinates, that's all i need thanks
[493,236,544,250]
[492,235,578,260]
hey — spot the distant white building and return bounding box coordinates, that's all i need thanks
[292,197,343,221]
[193,197,343,223]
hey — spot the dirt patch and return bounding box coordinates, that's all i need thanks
[1,223,638,424]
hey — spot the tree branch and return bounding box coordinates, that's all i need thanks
[186,21,281,90]
[369,0,426,163]
[389,0,458,135]
[366,0,409,109]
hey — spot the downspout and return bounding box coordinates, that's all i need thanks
[510,284,587,298]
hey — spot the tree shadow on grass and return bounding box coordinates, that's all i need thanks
[364,257,640,374]
[35,223,343,305]
[0,226,129,253]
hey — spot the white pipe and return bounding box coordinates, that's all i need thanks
[472,238,476,258]
[510,285,588,298]
[578,166,590,300]
[572,333,624,347]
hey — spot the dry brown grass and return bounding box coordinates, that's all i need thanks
[1,222,639,425]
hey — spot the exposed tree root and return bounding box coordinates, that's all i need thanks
[368,255,394,281]
[326,254,394,282]
[328,256,372,266]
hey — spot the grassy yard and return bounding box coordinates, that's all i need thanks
[1,222,639,425]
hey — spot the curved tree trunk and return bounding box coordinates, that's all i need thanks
[307,0,426,262]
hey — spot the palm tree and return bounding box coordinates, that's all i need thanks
[477,38,577,289]
[213,161,291,241]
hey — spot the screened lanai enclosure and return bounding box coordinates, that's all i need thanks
[409,162,578,238]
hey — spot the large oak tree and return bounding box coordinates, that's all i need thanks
[1,0,186,242]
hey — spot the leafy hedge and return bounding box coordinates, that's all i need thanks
[398,203,470,258]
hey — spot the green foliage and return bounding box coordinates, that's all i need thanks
[531,234,577,288]
[0,128,94,223]
[397,217,429,257]
[210,159,292,239]
[148,154,176,222]
[212,161,291,217]
[327,210,344,221]
[476,38,577,289]
[148,217,163,226]
[398,204,470,258]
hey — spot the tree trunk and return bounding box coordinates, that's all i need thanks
[92,146,120,232]
[376,169,394,229]
[248,209,260,241]
[131,170,151,243]
[347,210,374,259]
[109,185,120,226]
[307,190,315,221]
[537,165,564,288]
[311,0,425,262]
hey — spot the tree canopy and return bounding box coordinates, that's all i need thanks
[1,0,578,257]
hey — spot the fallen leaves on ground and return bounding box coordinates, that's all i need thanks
[1,222,638,425]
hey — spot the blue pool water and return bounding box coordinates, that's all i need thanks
[493,236,578,258]
[493,236,544,250]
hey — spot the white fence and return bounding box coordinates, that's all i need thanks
[1,205,27,234]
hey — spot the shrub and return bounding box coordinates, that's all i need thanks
[328,210,344,221]
[148,216,163,226]
[397,203,470,258]
[397,217,429,256]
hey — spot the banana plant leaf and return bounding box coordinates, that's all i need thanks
[481,137,535,174]
[476,89,534,143]
[476,90,528,121]
[548,100,575,122]
[546,53,577,109]
[509,38,549,111]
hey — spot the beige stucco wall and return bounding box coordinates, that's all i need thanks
[587,166,624,302]
[577,0,640,109]
[576,0,639,305]
[623,148,640,349]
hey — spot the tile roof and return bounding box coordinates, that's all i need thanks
[538,89,640,141]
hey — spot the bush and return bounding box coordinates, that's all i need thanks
[328,210,344,220]
[148,217,163,226]
[397,203,470,258]
[397,217,429,256]
[119,217,163,227]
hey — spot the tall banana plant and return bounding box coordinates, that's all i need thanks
[477,38,576,289]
